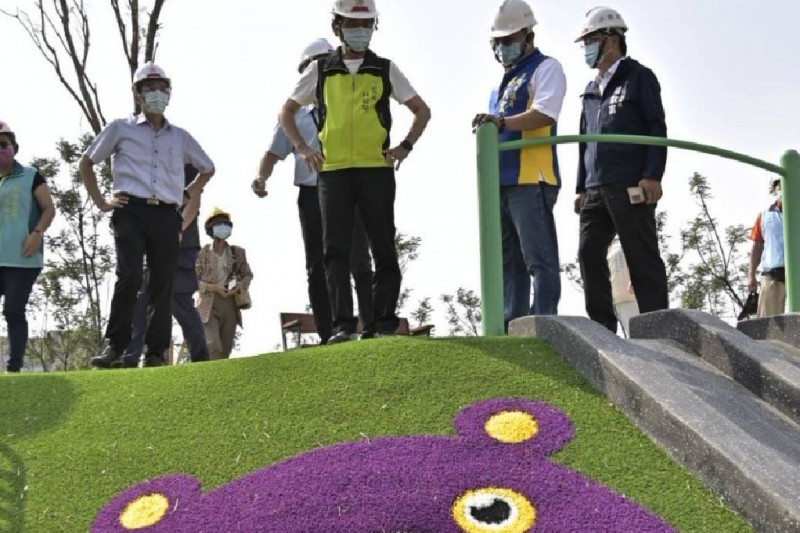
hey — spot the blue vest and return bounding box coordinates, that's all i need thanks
[760,204,784,272]
[0,163,43,268]
[490,50,561,187]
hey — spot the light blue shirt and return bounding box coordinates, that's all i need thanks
[85,114,214,205]
[267,106,319,187]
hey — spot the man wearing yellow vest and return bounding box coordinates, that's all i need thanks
[472,0,566,329]
[279,0,431,344]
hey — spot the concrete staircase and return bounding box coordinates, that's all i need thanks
[509,310,800,533]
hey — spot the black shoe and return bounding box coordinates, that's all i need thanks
[328,331,357,344]
[360,330,375,340]
[140,354,167,368]
[121,354,140,368]
[190,354,210,363]
[91,345,124,368]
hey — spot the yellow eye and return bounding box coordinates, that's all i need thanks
[484,410,538,444]
[452,487,536,532]
[119,493,170,529]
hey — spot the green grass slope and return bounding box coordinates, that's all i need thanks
[0,337,750,532]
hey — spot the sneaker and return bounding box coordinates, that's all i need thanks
[140,354,167,368]
[360,330,375,340]
[328,331,357,345]
[91,345,124,369]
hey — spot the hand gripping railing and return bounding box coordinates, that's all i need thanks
[475,123,800,336]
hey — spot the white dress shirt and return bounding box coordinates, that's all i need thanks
[85,115,214,205]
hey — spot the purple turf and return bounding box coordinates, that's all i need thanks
[92,398,676,532]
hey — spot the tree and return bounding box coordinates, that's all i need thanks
[440,288,482,336]
[2,0,168,133]
[395,232,422,312]
[560,173,749,320]
[4,1,169,365]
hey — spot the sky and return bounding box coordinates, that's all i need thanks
[2,0,800,357]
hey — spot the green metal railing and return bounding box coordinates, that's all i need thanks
[475,123,800,336]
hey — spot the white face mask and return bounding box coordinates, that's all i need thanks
[212,224,232,240]
[143,90,170,114]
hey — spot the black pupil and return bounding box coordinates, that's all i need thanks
[470,499,511,524]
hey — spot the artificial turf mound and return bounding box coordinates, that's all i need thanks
[0,337,752,532]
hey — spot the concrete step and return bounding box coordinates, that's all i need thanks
[509,315,800,533]
[629,309,800,426]
[738,314,800,349]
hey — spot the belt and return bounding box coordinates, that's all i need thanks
[125,195,178,208]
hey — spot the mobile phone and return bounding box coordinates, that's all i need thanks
[627,186,645,204]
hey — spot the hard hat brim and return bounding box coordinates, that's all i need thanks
[332,10,379,19]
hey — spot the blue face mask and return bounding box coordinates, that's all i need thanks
[342,27,373,53]
[212,224,232,240]
[583,41,601,68]
[496,42,524,66]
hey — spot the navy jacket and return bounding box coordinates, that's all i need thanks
[576,58,667,192]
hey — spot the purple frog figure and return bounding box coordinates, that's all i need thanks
[93,398,675,532]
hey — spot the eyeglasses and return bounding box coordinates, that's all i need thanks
[492,35,523,47]
[0,142,11,149]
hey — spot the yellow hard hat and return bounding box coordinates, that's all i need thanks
[204,207,231,228]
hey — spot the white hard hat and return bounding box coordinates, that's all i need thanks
[331,0,378,19]
[489,0,537,38]
[300,38,335,65]
[0,120,13,135]
[132,62,171,88]
[575,6,628,42]
[769,175,782,192]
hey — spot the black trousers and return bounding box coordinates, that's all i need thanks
[106,203,180,353]
[318,167,400,334]
[578,184,668,332]
[297,185,373,342]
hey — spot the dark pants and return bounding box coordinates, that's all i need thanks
[0,267,41,372]
[578,184,668,332]
[106,203,180,353]
[298,185,373,342]
[318,167,400,335]
[124,248,209,362]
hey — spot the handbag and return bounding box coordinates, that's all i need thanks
[234,288,252,310]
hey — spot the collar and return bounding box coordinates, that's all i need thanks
[0,161,22,178]
[774,200,783,212]
[596,56,627,86]
[135,113,170,130]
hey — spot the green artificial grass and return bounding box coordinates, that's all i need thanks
[0,337,750,532]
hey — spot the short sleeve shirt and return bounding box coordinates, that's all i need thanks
[290,58,418,107]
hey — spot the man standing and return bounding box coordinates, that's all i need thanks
[472,0,566,328]
[279,0,431,344]
[254,38,374,344]
[123,164,211,366]
[574,7,668,333]
[79,63,215,367]
[747,176,785,317]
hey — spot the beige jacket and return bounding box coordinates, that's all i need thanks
[195,243,254,326]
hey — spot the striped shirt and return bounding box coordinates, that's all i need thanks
[85,114,214,205]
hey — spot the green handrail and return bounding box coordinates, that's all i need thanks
[475,125,800,336]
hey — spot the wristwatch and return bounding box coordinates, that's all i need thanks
[400,139,414,152]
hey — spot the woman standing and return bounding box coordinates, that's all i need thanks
[0,120,55,372]
[195,208,253,359]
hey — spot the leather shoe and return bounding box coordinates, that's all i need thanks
[91,345,123,369]
[140,354,167,368]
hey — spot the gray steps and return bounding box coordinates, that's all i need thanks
[509,315,800,533]
[629,309,800,426]
[738,314,800,349]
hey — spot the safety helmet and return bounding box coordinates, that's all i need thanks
[575,6,628,42]
[204,207,232,229]
[132,62,171,90]
[489,0,537,38]
[0,120,18,153]
[331,0,378,19]
[298,38,335,72]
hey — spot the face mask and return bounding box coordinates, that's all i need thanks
[212,224,232,240]
[342,27,373,53]
[496,42,524,66]
[0,144,14,166]
[143,90,170,114]
[583,41,602,68]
